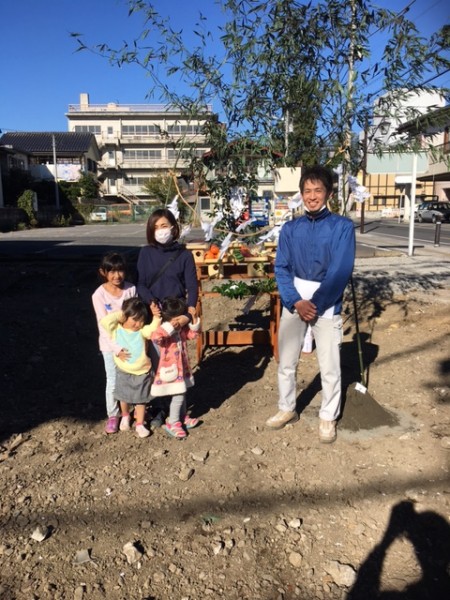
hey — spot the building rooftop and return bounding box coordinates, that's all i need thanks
[0,132,99,155]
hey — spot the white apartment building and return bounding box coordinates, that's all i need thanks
[361,89,444,214]
[66,93,213,202]
[369,89,445,149]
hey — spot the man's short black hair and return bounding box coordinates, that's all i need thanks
[300,165,334,195]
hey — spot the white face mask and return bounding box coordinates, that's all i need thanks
[155,228,173,245]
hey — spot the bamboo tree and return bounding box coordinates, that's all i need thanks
[72,0,450,217]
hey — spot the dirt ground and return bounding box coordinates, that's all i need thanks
[0,257,449,600]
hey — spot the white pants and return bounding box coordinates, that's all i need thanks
[277,308,343,421]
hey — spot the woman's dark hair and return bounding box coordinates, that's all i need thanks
[160,296,187,322]
[99,252,127,279]
[300,165,334,195]
[146,208,180,246]
[121,297,149,324]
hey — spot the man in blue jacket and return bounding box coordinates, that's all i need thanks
[266,165,355,443]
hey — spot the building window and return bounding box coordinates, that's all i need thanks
[122,125,160,136]
[168,148,206,160]
[379,121,390,136]
[8,156,26,170]
[167,124,202,135]
[86,158,97,173]
[74,125,101,134]
[126,177,150,186]
[123,149,162,160]
[200,197,211,211]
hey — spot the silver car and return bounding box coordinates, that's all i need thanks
[416,202,450,223]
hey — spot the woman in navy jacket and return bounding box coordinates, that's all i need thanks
[137,208,198,317]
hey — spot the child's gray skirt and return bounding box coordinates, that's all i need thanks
[115,369,153,405]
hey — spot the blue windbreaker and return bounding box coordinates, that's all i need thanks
[275,208,355,316]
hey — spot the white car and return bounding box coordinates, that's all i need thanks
[90,207,107,222]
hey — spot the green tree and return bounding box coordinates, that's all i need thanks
[78,172,100,203]
[17,189,37,226]
[141,174,177,204]
[72,0,449,214]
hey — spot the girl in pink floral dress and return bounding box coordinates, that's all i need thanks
[150,297,201,439]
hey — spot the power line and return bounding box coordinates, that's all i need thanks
[360,0,448,95]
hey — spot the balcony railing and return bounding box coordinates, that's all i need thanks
[120,159,191,169]
[68,103,213,113]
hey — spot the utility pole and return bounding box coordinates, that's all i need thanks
[52,134,60,210]
[284,107,290,163]
[360,117,368,234]
[342,0,357,216]
[407,152,418,257]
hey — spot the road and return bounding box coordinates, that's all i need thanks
[0,219,449,261]
[358,218,450,249]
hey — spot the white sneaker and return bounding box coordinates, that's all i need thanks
[319,419,337,443]
[265,410,299,430]
[119,415,131,431]
[135,424,150,438]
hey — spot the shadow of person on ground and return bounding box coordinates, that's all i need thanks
[188,346,271,418]
[347,500,450,599]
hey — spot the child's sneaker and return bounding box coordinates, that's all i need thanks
[135,423,151,438]
[104,416,120,434]
[183,415,199,430]
[119,415,131,431]
[163,421,187,440]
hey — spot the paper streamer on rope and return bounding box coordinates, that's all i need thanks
[218,218,255,259]
[219,232,234,259]
[230,187,246,219]
[166,195,180,220]
[179,224,192,240]
[288,191,303,210]
[201,211,223,241]
[348,175,370,204]
[257,224,281,244]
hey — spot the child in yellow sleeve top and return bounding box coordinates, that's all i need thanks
[101,297,161,438]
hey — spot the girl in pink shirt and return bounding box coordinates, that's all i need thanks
[92,252,136,434]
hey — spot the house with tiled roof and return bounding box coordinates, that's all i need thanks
[0,131,100,184]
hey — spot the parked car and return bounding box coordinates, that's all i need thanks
[414,201,431,214]
[89,207,107,222]
[416,202,450,223]
[413,196,438,213]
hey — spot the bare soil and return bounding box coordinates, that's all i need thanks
[0,259,449,600]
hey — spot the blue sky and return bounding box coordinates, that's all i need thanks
[0,0,448,133]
